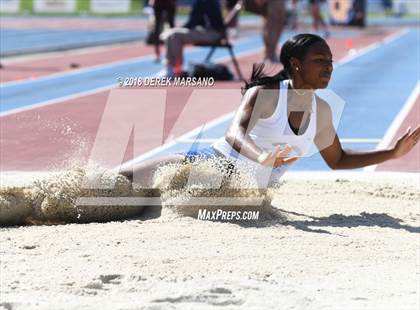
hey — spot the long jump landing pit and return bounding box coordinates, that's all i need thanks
[0,171,419,309]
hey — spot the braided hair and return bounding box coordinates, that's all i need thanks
[242,33,326,94]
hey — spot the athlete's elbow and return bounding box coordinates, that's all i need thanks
[324,160,338,170]
[225,129,242,147]
[325,154,345,170]
[225,132,235,147]
[328,162,341,170]
[225,131,245,153]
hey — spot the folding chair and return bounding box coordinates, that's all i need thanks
[194,0,244,81]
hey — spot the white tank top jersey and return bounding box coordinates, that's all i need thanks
[212,79,317,186]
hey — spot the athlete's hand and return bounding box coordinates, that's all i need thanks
[260,145,299,168]
[392,125,420,159]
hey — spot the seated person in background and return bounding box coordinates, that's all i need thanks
[225,0,240,38]
[159,0,226,78]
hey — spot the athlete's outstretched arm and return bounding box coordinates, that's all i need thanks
[314,100,420,169]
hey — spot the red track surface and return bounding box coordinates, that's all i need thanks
[376,96,420,172]
[2,27,417,173]
[0,83,245,171]
[0,42,155,83]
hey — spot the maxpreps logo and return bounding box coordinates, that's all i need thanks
[197,209,259,221]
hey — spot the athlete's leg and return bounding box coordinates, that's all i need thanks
[119,154,185,188]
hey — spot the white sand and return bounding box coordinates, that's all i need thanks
[0,171,419,310]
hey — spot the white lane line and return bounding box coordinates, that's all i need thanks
[1,28,409,117]
[114,112,235,172]
[0,37,259,117]
[0,84,115,117]
[1,28,408,88]
[0,35,256,88]
[0,53,156,88]
[364,81,420,172]
[335,28,409,66]
[0,41,146,64]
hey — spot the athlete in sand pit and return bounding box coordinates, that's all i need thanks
[120,33,420,188]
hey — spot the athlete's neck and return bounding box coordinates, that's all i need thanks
[288,80,313,112]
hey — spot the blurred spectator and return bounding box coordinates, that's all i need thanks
[288,0,299,30]
[262,0,286,63]
[159,0,226,77]
[382,0,393,15]
[392,0,406,17]
[150,0,177,61]
[309,0,330,38]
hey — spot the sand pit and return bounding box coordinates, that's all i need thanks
[0,170,419,309]
[0,159,279,225]
[0,164,147,225]
[153,158,281,221]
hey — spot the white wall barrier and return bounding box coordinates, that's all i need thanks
[0,0,20,13]
[33,0,76,13]
[90,0,131,14]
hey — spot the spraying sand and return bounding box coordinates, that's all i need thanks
[0,164,146,225]
[0,158,279,225]
[0,165,419,309]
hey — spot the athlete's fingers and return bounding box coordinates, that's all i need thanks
[268,146,282,160]
[398,127,411,141]
[409,125,420,144]
[275,145,292,157]
[281,156,299,165]
[271,145,286,155]
[409,125,420,138]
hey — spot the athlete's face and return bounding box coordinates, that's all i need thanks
[295,41,333,89]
